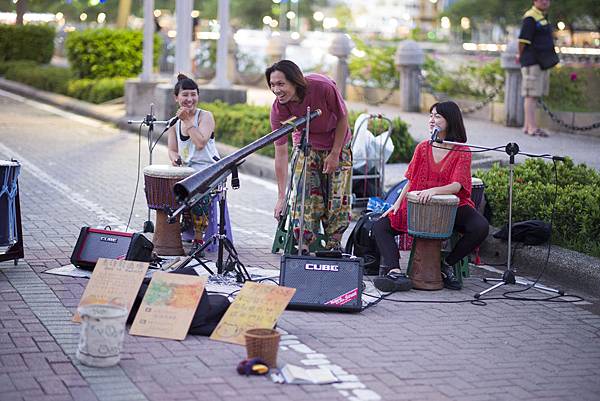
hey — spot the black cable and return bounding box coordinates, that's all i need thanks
[150,125,170,154]
[360,285,584,311]
[125,123,144,231]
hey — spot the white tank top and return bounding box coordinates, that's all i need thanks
[175,109,220,170]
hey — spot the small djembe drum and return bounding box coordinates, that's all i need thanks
[406,192,459,290]
[471,177,485,212]
[143,165,196,256]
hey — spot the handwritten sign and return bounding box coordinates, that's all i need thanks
[210,282,295,345]
[73,258,149,322]
[129,271,206,340]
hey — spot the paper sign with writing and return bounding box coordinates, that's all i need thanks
[129,271,206,340]
[73,258,149,322]
[210,282,296,345]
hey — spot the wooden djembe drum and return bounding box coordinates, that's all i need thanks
[406,192,459,290]
[143,165,196,256]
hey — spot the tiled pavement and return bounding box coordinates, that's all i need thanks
[1,92,600,401]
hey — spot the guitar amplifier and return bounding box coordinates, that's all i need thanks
[279,254,363,312]
[70,227,153,270]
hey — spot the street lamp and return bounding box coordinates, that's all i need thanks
[80,13,88,22]
[313,11,324,22]
[441,16,451,29]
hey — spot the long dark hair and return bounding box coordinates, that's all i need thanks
[174,73,199,95]
[430,101,467,142]
[265,60,308,101]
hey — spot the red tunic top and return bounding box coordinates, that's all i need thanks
[389,140,474,233]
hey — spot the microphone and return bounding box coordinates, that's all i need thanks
[430,126,442,144]
[166,116,179,129]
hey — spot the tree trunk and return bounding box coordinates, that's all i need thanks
[117,0,132,29]
[16,0,28,25]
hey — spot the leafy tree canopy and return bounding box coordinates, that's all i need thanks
[444,0,599,31]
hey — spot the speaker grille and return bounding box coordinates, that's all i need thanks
[71,228,133,269]
[279,255,363,312]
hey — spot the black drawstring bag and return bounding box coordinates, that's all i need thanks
[127,266,230,336]
[493,220,551,246]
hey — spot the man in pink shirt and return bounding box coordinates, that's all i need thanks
[266,60,352,252]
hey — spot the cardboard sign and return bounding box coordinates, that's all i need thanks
[129,271,206,340]
[210,282,296,345]
[73,258,149,322]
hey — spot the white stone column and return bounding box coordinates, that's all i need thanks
[328,33,353,99]
[395,40,424,112]
[141,0,154,81]
[501,40,524,127]
[175,0,193,77]
[211,0,231,88]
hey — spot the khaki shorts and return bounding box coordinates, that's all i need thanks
[521,64,549,98]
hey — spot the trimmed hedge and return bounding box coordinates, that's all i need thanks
[0,62,125,104]
[201,102,416,162]
[67,78,126,104]
[65,29,162,79]
[475,158,600,257]
[3,63,73,95]
[0,24,54,64]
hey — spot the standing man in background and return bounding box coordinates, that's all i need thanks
[517,0,559,137]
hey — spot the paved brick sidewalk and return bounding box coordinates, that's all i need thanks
[1,92,600,401]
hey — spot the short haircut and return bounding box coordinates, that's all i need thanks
[265,60,308,101]
[430,101,467,142]
[174,73,199,95]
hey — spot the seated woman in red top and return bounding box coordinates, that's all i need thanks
[373,101,489,292]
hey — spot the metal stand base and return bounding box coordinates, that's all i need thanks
[475,269,564,299]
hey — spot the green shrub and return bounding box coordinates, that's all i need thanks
[545,66,600,112]
[0,60,38,75]
[423,56,504,100]
[475,158,600,257]
[65,29,161,79]
[66,77,125,103]
[3,64,73,95]
[0,24,54,63]
[348,38,398,89]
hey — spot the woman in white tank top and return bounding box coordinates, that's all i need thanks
[167,74,218,247]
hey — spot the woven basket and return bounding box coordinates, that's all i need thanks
[244,328,281,368]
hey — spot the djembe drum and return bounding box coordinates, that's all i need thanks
[471,177,485,212]
[406,192,459,290]
[143,165,196,256]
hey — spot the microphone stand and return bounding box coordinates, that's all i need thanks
[430,136,564,299]
[297,107,311,255]
[127,104,171,233]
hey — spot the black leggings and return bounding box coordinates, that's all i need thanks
[373,205,489,269]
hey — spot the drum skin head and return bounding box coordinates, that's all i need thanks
[142,164,196,179]
[407,191,459,205]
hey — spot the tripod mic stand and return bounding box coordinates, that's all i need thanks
[168,182,251,282]
[430,137,564,299]
[128,104,171,233]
